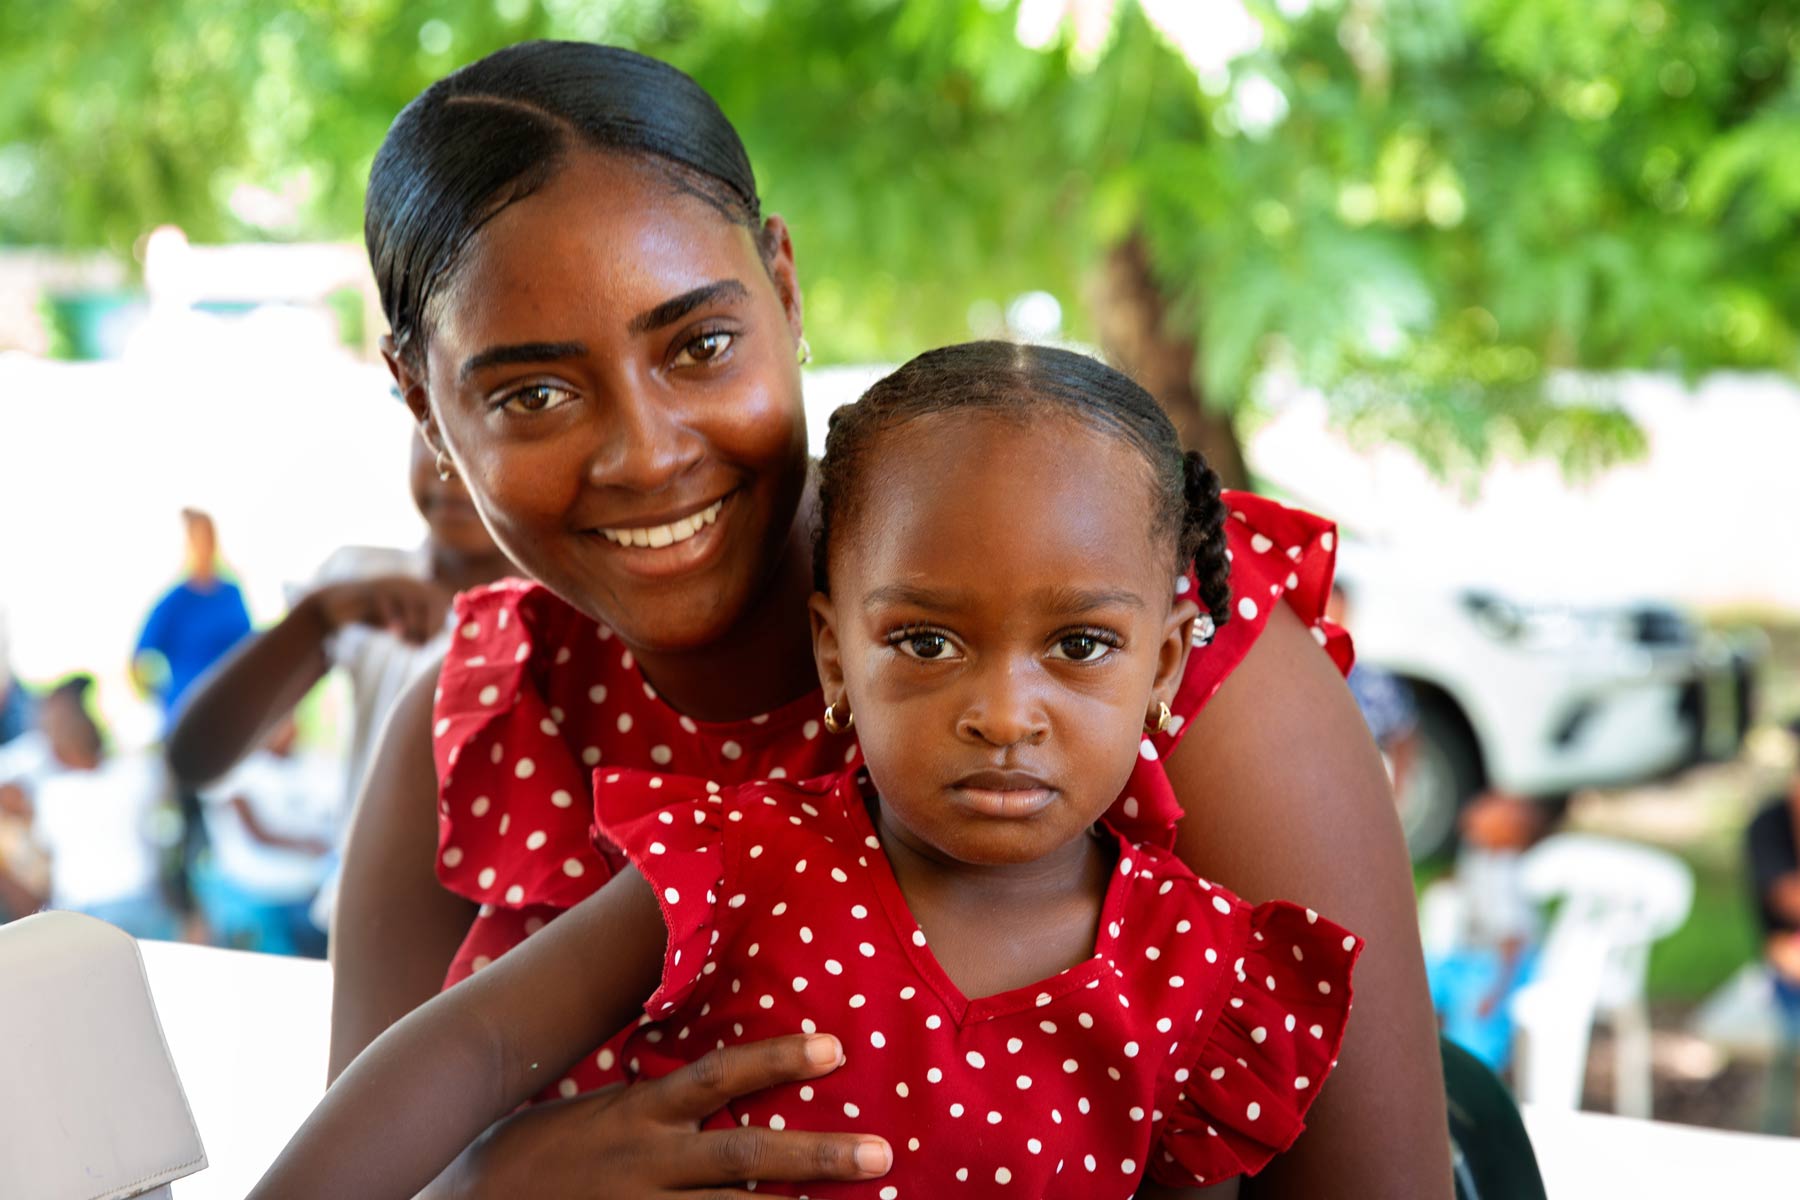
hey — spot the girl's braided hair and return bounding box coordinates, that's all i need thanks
[812,341,1231,633]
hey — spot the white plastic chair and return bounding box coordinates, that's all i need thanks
[0,911,207,1198]
[1508,833,1694,1118]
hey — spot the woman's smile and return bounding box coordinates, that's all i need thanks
[582,491,737,581]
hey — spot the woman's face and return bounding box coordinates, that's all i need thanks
[396,150,809,652]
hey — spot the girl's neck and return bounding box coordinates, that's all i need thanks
[626,484,823,724]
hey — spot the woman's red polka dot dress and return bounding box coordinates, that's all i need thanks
[594,766,1360,1195]
[429,492,1353,1099]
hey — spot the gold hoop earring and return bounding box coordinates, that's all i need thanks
[434,451,455,482]
[823,700,854,735]
[796,336,813,366]
[1147,701,1172,734]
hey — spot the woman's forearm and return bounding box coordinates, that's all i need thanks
[1167,605,1452,1199]
[165,597,334,786]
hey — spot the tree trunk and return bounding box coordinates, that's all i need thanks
[1087,232,1250,491]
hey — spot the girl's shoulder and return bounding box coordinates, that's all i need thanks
[1104,834,1363,1189]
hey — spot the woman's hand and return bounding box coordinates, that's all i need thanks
[428,1035,893,1199]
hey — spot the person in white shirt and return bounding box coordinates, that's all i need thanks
[195,716,341,956]
[10,677,176,939]
[164,430,512,934]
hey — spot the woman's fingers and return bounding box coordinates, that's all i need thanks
[640,1034,846,1123]
[672,1128,892,1187]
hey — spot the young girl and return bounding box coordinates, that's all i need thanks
[255,343,1359,1199]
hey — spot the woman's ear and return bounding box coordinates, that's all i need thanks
[761,214,804,341]
[381,334,445,456]
[808,592,845,704]
[1153,595,1201,711]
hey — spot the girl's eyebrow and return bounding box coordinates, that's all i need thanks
[861,584,1145,613]
[627,279,749,334]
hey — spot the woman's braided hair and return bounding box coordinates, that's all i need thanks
[812,341,1232,633]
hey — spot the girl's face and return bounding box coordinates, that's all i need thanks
[811,411,1199,867]
[392,150,810,652]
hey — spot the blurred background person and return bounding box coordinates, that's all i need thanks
[193,715,339,957]
[167,430,510,934]
[1746,722,1800,1134]
[1327,581,1419,802]
[1422,790,1549,1075]
[0,611,35,749]
[132,507,254,936]
[9,675,174,939]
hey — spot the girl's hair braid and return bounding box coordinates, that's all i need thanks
[812,341,1232,636]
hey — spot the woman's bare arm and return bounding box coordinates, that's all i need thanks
[1165,603,1451,1199]
[254,866,667,1200]
[329,664,477,1081]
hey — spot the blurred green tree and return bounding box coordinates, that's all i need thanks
[3,0,1794,484]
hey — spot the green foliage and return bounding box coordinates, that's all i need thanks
[3,0,1794,478]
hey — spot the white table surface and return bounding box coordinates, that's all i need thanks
[139,940,1800,1198]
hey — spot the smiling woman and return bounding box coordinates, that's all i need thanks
[328,39,1450,1200]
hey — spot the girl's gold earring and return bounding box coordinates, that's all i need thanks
[1147,701,1172,734]
[434,451,455,482]
[823,699,854,734]
[796,336,813,366]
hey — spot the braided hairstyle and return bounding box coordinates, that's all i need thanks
[813,341,1232,634]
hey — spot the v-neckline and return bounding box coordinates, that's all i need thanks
[835,772,1130,1027]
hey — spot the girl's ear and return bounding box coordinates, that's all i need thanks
[381,335,445,457]
[808,592,845,704]
[1153,594,1201,713]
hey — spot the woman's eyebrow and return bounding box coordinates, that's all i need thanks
[628,279,749,334]
[459,340,587,380]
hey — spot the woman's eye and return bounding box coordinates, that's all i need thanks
[501,384,575,415]
[673,331,734,367]
[897,632,957,661]
[1051,634,1113,662]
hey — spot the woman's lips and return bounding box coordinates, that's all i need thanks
[583,492,735,580]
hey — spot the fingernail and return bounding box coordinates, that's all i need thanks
[804,1035,840,1067]
[854,1140,892,1174]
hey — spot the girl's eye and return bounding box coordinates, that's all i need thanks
[501,384,576,415]
[894,631,960,661]
[673,331,734,368]
[1050,633,1116,662]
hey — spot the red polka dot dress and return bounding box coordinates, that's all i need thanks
[428,491,1351,1102]
[593,766,1361,1196]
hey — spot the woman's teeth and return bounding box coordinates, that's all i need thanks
[599,498,724,548]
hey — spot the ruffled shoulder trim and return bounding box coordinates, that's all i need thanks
[1105,492,1353,845]
[1151,900,1362,1188]
[590,768,740,1018]
[431,580,619,910]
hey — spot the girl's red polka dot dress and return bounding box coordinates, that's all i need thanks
[594,766,1360,1195]
[428,491,1354,1099]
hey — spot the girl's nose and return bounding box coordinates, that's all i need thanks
[956,663,1050,749]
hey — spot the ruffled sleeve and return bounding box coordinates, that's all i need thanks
[1150,900,1362,1188]
[431,580,618,910]
[591,768,739,1019]
[1105,492,1353,845]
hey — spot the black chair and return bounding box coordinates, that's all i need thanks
[1443,1036,1547,1200]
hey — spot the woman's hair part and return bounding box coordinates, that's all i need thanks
[366,40,766,369]
[812,340,1232,631]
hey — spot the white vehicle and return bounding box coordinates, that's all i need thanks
[1336,539,1759,859]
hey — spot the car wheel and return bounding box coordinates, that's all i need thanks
[1398,697,1484,861]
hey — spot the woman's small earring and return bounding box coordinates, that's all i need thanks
[435,451,454,482]
[823,700,853,735]
[796,336,813,366]
[1148,701,1172,735]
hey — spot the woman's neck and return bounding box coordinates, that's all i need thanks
[626,485,823,724]
[428,543,513,595]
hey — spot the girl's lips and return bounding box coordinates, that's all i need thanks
[949,785,1058,819]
